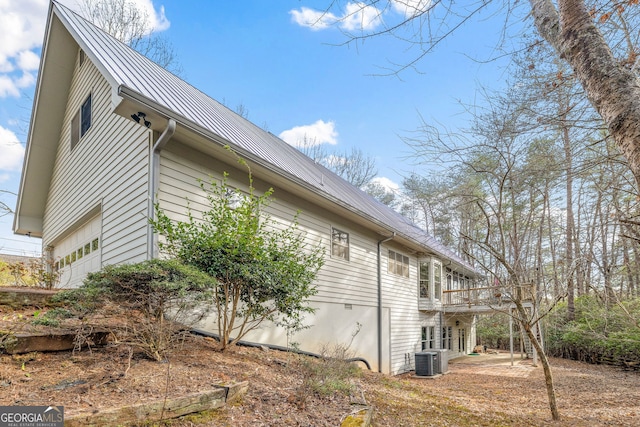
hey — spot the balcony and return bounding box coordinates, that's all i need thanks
[441,284,535,313]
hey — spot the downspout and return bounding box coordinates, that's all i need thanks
[377,232,395,373]
[147,119,176,259]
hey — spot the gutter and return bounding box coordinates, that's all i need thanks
[377,232,395,373]
[115,87,470,270]
[147,119,176,259]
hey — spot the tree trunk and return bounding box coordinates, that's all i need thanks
[514,301,560,421]
[561,101,575,320]
[530,0,640,188]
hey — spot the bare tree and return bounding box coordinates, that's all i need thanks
[298,138,379,188]
[79,0,181,74]
[458,112,562,421]
[325,147,378,188]
[0,189,14,218]
[530,0,640,186]
[401,174,456,246]
[363,180,398,207]
[317,0,640,188]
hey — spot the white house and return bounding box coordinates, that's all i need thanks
[14,0,483,375]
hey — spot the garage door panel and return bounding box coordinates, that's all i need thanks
[53,214,102,289]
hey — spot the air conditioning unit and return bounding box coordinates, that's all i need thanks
[433,349,449,374]
[415,352,438,376]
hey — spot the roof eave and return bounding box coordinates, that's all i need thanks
[117,85,478,273]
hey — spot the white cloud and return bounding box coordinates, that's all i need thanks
[119,0,171,33]
[289,7,337,30]
[15,72,35,88]
[341,2,383,31]
[370,176,400,193]
[0,0,170,98]
[0,126,25,172]
[0,58,14,74]
[136,0,171,32]
[0,173,10,184]
[290,2,382,32]
[16,50,40,71]
[0,0,48,69]
[0,0,48,97]
[279,120,338,147]
[390,0,432,18]
[0,75,21,98]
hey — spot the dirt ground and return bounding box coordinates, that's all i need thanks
[1,305,639,426]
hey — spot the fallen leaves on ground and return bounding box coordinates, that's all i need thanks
[1,306,639,426]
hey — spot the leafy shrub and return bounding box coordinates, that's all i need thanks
[56,259,214,361]
[152,169,325,350]
[32,308,74,327]
[0,257,60,289]
[545,296,640,368]
[476,313,514,350]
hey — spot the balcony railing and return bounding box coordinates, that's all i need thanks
[442,284,534,307]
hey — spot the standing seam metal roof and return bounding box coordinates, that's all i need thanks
[51,0,475,272]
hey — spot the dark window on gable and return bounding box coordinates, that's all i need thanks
[71,94,92,151]
[81,94,92,137]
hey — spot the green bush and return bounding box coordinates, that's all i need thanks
[545,296,640,368]
[152,169,325,350]
[32,308,74,327]
[55,259,214,360]
[476,313,515,350]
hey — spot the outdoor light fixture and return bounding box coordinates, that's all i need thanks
[131,111,151,128]
[225,188,242,209]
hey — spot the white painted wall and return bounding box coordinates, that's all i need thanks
[158,144,408,373]
[32,47,477,372]
[42,50,151,286]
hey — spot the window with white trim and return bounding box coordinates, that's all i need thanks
[54,237,99,271]
[421,326,436,350]
[388,250,409,278]
[433,262,442,300]
[331,228,349,261]
[442,325,452,350]
[419,261,430,298]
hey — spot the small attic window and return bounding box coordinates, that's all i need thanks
[79,49,86,67]
[71,93,92,150]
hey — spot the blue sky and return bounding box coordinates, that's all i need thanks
[0,0,519,256]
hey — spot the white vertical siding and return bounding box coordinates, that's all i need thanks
[43,53,150,276]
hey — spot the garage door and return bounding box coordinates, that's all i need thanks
[53,214,102,288]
